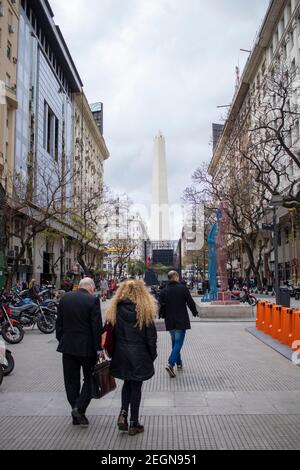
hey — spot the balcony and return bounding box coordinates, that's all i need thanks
[5,85,18,108]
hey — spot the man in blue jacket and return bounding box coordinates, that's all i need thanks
[159,271,199,378]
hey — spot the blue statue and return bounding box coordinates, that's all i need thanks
[202,215,219,302]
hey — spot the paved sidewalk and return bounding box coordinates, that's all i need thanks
[1,322,300,450]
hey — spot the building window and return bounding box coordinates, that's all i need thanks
[44,101,59,161]
[5,73,11,86]
[285,227,290,243]
[7,41,12,60]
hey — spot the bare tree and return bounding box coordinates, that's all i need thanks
[243,60,300,208]
[108,238,138,279]
[184,158,270,290]
[71,185,114,276]
[4,161,73,289]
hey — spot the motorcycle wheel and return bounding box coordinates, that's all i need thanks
[3,351,15,376]
[248,296,257,307]
[1,322,24,344]
[37,313,56,334]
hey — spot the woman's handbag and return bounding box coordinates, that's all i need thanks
[101,322,115,358]
[91,357,116,399]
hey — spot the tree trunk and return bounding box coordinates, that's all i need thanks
[77,251,89,277]
[5,270,14,291]
[244,242,263,291]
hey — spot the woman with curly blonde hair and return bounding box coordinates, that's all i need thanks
[106,279,157,436]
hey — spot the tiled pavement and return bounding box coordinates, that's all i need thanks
[1,321,300,450]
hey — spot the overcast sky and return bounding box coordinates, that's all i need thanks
[51,0,269,234]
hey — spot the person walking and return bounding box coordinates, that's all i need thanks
[100,278,108,301]
[56,277,103,427]
[159,271,199,378]
[28,279,40,301]
[105,280,157,436]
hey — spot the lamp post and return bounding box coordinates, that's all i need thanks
[270,195,284,305]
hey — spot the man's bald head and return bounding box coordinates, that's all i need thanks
[168,271,180,282]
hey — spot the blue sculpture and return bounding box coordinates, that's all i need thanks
[202,218,219,302]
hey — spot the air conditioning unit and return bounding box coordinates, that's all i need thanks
[8,25,16,34]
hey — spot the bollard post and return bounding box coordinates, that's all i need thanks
[292,311,300,351]
[263,303,273,335]
[271,305,282,340]
[280,308,294,347]
[258,301,268,332]
[256,301,264,331]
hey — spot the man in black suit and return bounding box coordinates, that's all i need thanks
[159,271,199,378]
[56,277,103,427]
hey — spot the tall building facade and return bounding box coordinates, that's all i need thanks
[150,131,170,241]
[0,0,19,195]
[209,0,300,286]
[73,94,109,212]
[128,212,149,261]
[2,0,110,287]
[0,0,19,288]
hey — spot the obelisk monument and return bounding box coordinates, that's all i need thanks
[150,131,170,241]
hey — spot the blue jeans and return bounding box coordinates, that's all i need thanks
[168,330,186,367]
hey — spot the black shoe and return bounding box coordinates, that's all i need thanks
[80,415,89,427]
[128,422,144,436]
[165,364,176,378]
[177,363,183,371]
[71,408,89,427]
[117,410,129,431]
[72,417,80,426]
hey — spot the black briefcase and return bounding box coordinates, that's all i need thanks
[91,359,116,399]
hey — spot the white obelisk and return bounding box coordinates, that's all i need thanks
[150,131,170,241]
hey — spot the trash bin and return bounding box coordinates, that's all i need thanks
[279,288,291,308]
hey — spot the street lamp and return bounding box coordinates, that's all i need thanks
[270,195,284,305]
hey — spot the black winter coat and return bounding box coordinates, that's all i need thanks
[159,281,199,331]
[110,300,157,382]
[56,289,103,357]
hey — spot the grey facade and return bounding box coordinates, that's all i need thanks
[12,0,83,285]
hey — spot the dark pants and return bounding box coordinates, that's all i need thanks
[62,354,96,414]
[121,380,143,423]
[168,330,186,367]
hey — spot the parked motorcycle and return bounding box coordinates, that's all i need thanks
[0,292,25,344]
[231,286,257,307]
[12,291,58,317]
[294,286,300,301]
[10,296,56,334]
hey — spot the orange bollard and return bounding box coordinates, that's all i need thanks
[292,310,300,351]
[256,301,267,332]
[256,301,263,330]
[271,305,282,340]
[264,303,273,336]
[280,308,294,347]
